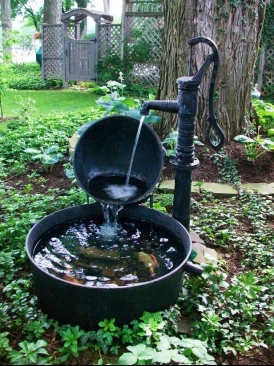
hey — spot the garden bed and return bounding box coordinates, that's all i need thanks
[4,141,274,197]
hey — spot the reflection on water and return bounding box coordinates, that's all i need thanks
[34,217,185,287]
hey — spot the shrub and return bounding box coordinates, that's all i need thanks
[0,63,62,90]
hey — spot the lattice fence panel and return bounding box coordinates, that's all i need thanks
[68,25,77,39]
[42,24,63,79]
[124,15,163,86]
[126,0,163,14]
[263,40,274,91]
[125,15,163,62]
[129,63,160,86]
[98,24,121,60]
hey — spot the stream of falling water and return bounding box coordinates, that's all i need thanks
[99,203,122,237]
[93,115,146,203]
[126,115,146,185]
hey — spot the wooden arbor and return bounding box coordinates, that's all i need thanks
[42,8,113,87]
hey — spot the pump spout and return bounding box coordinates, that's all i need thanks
[140,100,179,116]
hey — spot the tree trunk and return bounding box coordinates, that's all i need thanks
[76,0,88,37]
[156,0,266,142]
[103,0,110,13]
[43,0,62,24]
[1,0,12,59]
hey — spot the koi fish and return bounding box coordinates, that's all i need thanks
[136,251,158,275]
[63,274,84,285]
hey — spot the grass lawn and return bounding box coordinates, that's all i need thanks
[1,88,99,119]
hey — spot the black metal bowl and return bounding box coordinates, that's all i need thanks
[73,115,164,205]
[26,203,201,329]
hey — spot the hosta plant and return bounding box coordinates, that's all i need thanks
[90,71,161,124]
[24,145,63,172]
[234,132,274,162]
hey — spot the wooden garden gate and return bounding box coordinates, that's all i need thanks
[42,8,113,86]
[64,36,96,82]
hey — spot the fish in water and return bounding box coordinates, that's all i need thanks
[79,247,120,261]
[63,274,85,285]
[136,251,158,275]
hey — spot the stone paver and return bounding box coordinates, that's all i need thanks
[201,182,238,197]
[157,180,274,197]
[68,133,79,156]
[242,183,274,195]
[157,180,200,194]
[191,242,218,264]
[190,230,205,245]
[177,317,193,335]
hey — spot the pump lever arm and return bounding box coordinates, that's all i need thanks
[188,37,225,151]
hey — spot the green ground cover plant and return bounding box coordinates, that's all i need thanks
[0,63,61,90]
[0,103,273,364]
[0,107,102,178]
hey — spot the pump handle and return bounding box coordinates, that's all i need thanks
[188,37,225,151]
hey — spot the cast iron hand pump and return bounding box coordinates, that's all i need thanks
[140,37,225,231]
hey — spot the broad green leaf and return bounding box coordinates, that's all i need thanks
[90,85,109,94]
[157,335,171,351]
[98,320,107,328]
[171,353,192,363]
[24,148,41,154]
[262,139,274,150]
[162,137,175,145]
[44,145,59,154]
[41,155,59,165]
[33,339,48,348]
[99,86,110,93]
[107,80,123,88]
[96,97,114,109]
[194,140,204,146]
[267,129,274,136]
[153,351,171,363]
[126,108,141,119]
[191,345,208,359]
[127,344,146,355]
[33,153,43,159]
[36,348,49,356]
[37,357,52,365]
[118,352,137,365]
[178,338,199,348]
[116,83,126,89]
[111,91,119,99]
[123,98,138,108]
[145,114,161,124]
[234,135,254,144]
[138,348,156,360]
[264,105,274,112]
[112,101,129,113]
[7,351,23,362]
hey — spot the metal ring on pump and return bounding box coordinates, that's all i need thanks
[188,37,225,151]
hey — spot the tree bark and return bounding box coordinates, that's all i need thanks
[103,0,110,13]
[1,0,12,59]
[155,0,266,142]
[43,0,62,24]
